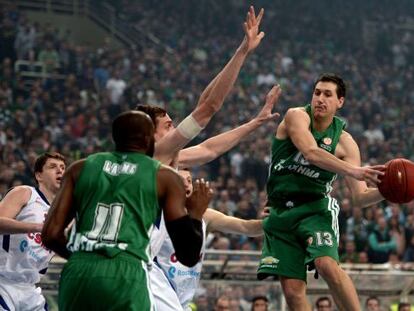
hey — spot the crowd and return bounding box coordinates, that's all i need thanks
[1,0,414,308]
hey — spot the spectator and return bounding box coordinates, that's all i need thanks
[368,216,397,263]
[315,296,334,311]
[251,295,268,311]
[365,296,381,311]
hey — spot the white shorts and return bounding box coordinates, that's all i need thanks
[149,263,183,311]
[0,277,46,311]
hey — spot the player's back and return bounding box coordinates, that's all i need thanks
[67,151,161,263]
[267,105,346,206]
[0,186,53,284]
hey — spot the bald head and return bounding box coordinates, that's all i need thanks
[112,111,155,155]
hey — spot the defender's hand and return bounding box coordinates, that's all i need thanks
[186,178,214,220]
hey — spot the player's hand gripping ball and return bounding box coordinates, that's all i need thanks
[378,158,414,203]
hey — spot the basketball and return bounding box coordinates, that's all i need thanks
[378,158,414,204]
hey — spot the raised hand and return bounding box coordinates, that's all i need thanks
[240,6,265,54]
[186,178,214,220]
[255,84,282,124]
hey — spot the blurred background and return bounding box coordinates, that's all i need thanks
[1,0,414,310]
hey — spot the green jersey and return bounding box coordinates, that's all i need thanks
[267,105,346,205]
[67,152,161,263]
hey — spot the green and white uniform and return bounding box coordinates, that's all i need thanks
[59,152,161,311]
[258,105,346,281]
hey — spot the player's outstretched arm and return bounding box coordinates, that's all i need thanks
[204,208,263,237]
[339,132,385,207]
[42,160,84,259]
[284,108,384,183]
[158,166,206,267]
[154,6,265,165]
[0,186,43,234]
[178,85,281,168]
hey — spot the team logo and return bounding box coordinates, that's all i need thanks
[307,237,313,246]
[261,256,279,265]
[323,137,332,145]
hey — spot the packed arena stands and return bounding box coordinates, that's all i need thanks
[1,0,414,309]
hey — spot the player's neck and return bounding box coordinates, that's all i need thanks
[312,115,333,132]
[38,184,56,204]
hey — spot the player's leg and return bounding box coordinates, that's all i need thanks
[258,205,311,310]
[314,256,359,311]
[299,197,360,311]
[279,277,311,311]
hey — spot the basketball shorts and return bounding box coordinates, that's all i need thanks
[258,197,340,281]
[150,261,184,311]
[0,276,47,311]
[58,252,155,311]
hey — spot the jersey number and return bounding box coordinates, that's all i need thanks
[87,203,124,242]
[315,231,333,247]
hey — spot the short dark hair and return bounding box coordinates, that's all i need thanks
[252,295,268,303]
[315,296,332,307]
[112,110,154,153]
[365,296,380,306]
[34,152,66,174]
[398,302,411,310]
[314,73,346,98]
[135,104,167,127]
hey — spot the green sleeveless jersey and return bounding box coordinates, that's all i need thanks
[67,151,161,262]
[267,105,346,206]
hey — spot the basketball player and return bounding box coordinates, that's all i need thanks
[151,169,263,311]
[138,6,267,166]
[258,73,386,311]
[0,152,66,311]
[42,111,211,311]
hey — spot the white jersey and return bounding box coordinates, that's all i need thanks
[154,217,206,310]
[0,186,53,284]
[149,211,169,259]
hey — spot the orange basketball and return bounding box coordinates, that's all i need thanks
[378,158,414,204]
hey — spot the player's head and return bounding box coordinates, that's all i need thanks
[112,110,155,156]
[315,296,333,311]
[135,104,174,142]
[365,296,380,311]
[312,73,346,119]
[214,295,231,311]
[34,152,66,193]
[251,295,268,311]
[178,168,193,197]
[398,303,411,311]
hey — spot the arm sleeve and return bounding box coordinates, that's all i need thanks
[165,215,203,267]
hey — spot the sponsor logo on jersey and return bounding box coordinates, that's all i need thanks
[260,256,279,269]
[307,236,313,245]
[323,137,332,145]
[168,265,200,279]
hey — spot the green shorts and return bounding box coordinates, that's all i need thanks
[59,252,154,311]
[258,197,340,282]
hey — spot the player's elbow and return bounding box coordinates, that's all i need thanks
[302,147,320,165]
[175,251,200,267]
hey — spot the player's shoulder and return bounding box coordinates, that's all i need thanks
[339,130,356,143]
[284,107,310,124]
[285,107,308,117]
[2,185,32,203]
[158,165,181,181]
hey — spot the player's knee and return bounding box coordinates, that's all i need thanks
[314,257,342,284]
[281,280,306,305]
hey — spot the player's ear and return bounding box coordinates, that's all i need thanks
[338,97,345,109]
